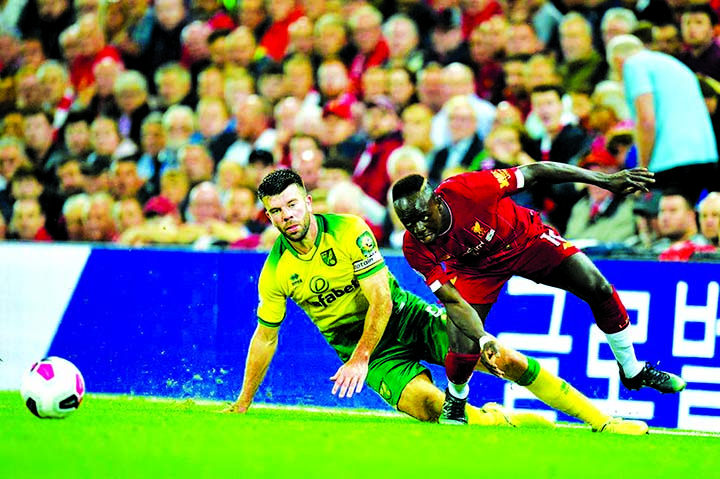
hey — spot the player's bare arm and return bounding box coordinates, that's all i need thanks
[433,282,504,377]
[518,161,655,195]
[225,323,279,413]
[330,270,393,399]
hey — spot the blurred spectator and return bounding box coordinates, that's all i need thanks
[651,22,681,57]
[654,187,715,260]
[283,53,320,114]
[113,196,145,235]
[256,61,286,107]
[383,13,427,74]
[348,4,389,99]
[17,0,74,61]
[80,158,111,195]
[136,112,167,196]
[140,0,190,81]
[387,66,418,113]
[87,115,138,163]
[109,155,151,203]
[36,60,75,137]
[678,3,720,82]
[698,191,720,246]
[54,155,86,197]
[465,18,507,105]
[558,12,609,94]
[360,65,388,102]
[564,149,637,244]
[313,12,355,66]
[221,182,259,227]
[8,197,52,241]
[180,20,212,80]
[215,158,245,197]
[154,62,196,111]
[0,137,30,222]
[607,34,718,204]
[162,104,196,160]
[158,168,190,212]
[61,192,90,241]
[21,107,61,186]
[178,143,215,188]
[354,95,403,206]
[242,148,275,192]
[528,83,591,233]
[320,98,365,169]
[428,95,485,185]
[224,25,269,79]
[83,56,123,118]
[286,15,315,60]
[698,74,720,157]
[113,69,153,148]
[195,96,235,164]
[224,94,276,166]
[68,14,124,107]
[400,102,434,156]
[383,144,428,249]
[11,164,65,237]
[289,133,324,191]
[416,62,445,114]
[83,191,118,242]
[196,64,224,101]
[504,21,544,57]
[600,7,638,53]
[236,0,270,42]
[15,65,44,112]
[326,178,386,242]
[429,8,464,64]
[259,0,304,62]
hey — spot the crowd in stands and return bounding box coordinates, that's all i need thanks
[0,0,720,261]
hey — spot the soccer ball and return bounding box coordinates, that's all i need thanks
[20,356,85,419]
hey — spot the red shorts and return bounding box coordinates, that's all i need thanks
[449,226,580,305]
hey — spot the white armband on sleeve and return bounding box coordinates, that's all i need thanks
[429,280,442,292]
[515,168,525,189]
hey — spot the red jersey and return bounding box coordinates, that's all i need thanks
[402,168,576,302]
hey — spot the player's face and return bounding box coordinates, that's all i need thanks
[394,190,443,245]
[263,184,313,242]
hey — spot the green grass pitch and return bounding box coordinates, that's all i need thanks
[1,391,717,479]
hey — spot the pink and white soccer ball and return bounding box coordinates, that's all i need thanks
[20,356,85,418]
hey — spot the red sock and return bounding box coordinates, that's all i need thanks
[445,350,480,385]
[590,286,630,334]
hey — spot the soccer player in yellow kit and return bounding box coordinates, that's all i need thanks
[225,169,647,434]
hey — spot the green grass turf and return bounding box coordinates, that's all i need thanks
[1,391,717,479]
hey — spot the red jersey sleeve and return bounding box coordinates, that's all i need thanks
[444,167,524,201]
[401,231,454,293]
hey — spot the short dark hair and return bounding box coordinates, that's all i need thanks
[391,174,426,201]
[683,3,719,26]
[530,83,565,98]
[257,168,305,200]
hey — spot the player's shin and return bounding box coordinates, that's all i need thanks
[591,286,643,377]
[520,358,610,430]
[445,350,480,399]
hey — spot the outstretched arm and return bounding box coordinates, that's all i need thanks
[518,161,655,195]
[331,270,393,398]
[225,323,279,413]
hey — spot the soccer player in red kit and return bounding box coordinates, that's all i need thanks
[392,162,686,424]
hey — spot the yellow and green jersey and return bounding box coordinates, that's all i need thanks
[258,214,398,345]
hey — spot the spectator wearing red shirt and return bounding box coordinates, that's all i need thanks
[9,197,53,241]
[353,95,403,206]
[68,14,124,106]
[348,4,390,99]
[259,0,304,62]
